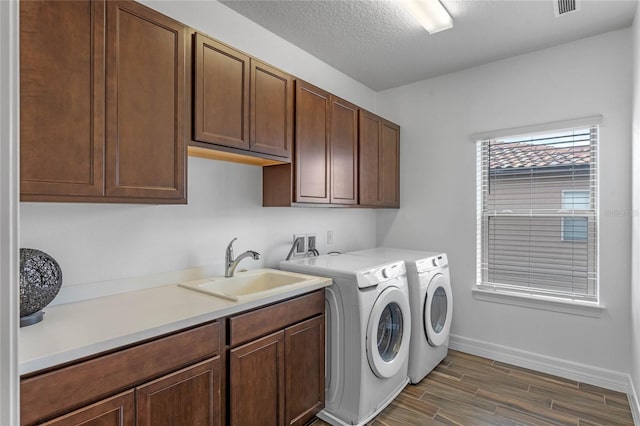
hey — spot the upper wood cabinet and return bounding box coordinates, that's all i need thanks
[250,60,293,158]
[294,81,330,203]
[105,1,186,201]
[192,33,293,161]
[20,0,105,198]
[329,95,359,205]
[20,0,187,203]
[359,109,400,208]
[193,34,250,150]
[263,80,358,206]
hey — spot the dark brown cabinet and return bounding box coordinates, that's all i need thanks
[20,0,187,203]
[284,316,325,426]
[104,1,186,201]
[329,96,359,205]
[359,109,400,208]
[136,358,221,426]
[227,290,325,426]
[40,359,221,426]
[229,332,285,426]
[40,391,135,426]
[251,60,294,159]
[193,34,250,151]
[21,322,222,426]
[192,33,293,161]
[294,82,330,203]
[20,291,325,426]
[20,0,105,199]
[263,80,358,206]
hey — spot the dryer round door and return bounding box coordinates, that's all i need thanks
[366,286,411,379]
[423,273,453,347]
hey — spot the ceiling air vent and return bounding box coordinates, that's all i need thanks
[554,0,580,17]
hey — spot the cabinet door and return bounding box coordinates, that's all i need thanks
[250,60,293,159]
[330,97,358,205]
[105,1,186,201]
[136,357,221,426]
[284,316,325,426]
[40,391,134,426]
[359,110,400,208]
[229,331,285,426]
[294,81,330,204]
[380,120,400,207]
[193,33,250,150]
[20,0,105,199]
[359,109,382,206]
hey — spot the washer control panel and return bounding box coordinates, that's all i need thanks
[415,253,448,274]
[358,261,406,288]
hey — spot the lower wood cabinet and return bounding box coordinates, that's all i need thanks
[284,317,325,426]
[229,331,285,426]
[229,317,324,426]
[21,321,222,426]
[40,391,135,426]
[40,358,221,426]
[20,290,325,426]
[228,290,325,426]
[136,358,221,426]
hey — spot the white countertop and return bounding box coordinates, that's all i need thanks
[19,269,331,376]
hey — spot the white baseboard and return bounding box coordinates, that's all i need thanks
[449,334,631,394]
[629,377,640,426]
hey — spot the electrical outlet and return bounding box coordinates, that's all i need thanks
[293,234,306,254]
[308,234,317,251]
[327,230,333,245]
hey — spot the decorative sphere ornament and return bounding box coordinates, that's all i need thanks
[19,248,63,326]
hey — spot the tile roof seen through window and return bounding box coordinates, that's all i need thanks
[490,141,590,169]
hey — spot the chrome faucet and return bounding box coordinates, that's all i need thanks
[225,237,261,278]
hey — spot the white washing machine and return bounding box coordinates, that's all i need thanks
[349,248,453,384]
[280,254,411,426]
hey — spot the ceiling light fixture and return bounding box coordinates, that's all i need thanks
[404,0,453,34]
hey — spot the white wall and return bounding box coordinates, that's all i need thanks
[0,0,19,423]
[630,2,640,412]
[376,29,633,374]
[19,1,378,295]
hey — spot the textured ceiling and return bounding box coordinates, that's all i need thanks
[220,0,638,91]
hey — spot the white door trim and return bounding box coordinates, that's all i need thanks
[0,0,20,423]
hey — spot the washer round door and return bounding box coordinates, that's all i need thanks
[366,286,411,379]
[423,273,453,347]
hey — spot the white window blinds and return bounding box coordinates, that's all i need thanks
[476,124,599,302]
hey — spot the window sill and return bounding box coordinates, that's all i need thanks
[472,288,605,318]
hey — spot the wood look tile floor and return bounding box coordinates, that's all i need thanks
[311,350,634,426]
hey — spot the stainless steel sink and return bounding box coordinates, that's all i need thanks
[178,268,325,301]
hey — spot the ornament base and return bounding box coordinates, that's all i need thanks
[20,311,43,327]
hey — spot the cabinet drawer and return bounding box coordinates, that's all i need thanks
[21,321,221,425]
[228,290,324,347]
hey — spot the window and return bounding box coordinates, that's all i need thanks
[561,190,589,242]
[476,123,598,303]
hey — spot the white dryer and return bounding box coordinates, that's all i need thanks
[280,254,411,426]
[349,248,453,384]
